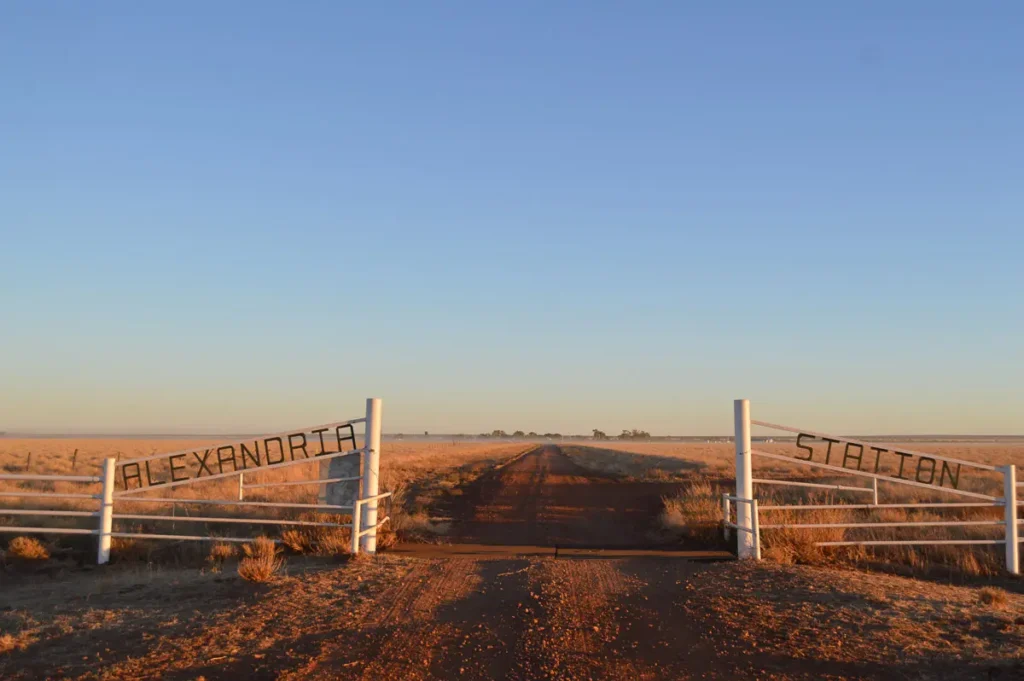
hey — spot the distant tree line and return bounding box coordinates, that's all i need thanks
[474,429,652,440]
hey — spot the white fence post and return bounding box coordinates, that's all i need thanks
[872,478,879,506]
[97,457,116,565]
[1004,465,1019,575]
[751,497,761,560]
[734,399,755,559]
[722,493,731,541]
[360,397,383,553]
[350,499,362,555]
[237,473,245,501]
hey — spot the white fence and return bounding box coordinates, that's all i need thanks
[0,398,389,563]
[726,399,1021,575]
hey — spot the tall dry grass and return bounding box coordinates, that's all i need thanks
[660,478,724,543]
[237,537,284,583]
[752,487,1008,576]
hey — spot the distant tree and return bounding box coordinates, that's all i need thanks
[592,429,607,440]
[492,429,508,438]
[424,431,429,436]
[513,430,525,437]
[528,431,538,437]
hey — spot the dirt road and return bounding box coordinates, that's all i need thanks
[3,446,1020,680]
[447,444,697,550]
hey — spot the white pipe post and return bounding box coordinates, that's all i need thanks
[734,399,755,559]
[237,473,245,501]
[350,500,361,555]
[722,494,731,541]
[97,457,116,565]
[360,397,383,553]
[872,478,879,506]
[1004,465,1019,575]
[751,498,761,560]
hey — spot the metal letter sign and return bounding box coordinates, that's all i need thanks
[794,433,961,491]
[116,422,360,493]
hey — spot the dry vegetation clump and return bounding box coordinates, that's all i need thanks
[660,477,723,543]
[5,537,50,561]
[238,537,284,583]
[978,587,1009,608]
[206,542,236,571]
[760,507,850,565]
[393,511,451,540]
[277,513,353,555]
[0,631,36,655]
[279,529,310,554]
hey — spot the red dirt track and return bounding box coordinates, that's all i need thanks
[447,444,707,551]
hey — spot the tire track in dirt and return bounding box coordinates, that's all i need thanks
[88,558,417,681]
[292,559,478,680]
[523,559,659,680]
[293,557,541,681]
[429,559,537,680]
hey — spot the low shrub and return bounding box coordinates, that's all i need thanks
[207,542,237,571]
[0,631,36,655]
[278,514,352,556]
[6,536,49,561]
[978,587,1008,608]
[280,529,311,554]
[238,537,284,583]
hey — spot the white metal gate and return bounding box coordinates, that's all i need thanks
[725,399,1020,574]
[0,398,389,563]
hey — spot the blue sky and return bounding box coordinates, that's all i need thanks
[1,2,1021,435]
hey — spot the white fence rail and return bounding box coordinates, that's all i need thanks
[731,399,1021,575]
[0,398,387,563]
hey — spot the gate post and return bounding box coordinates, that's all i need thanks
[734,399,755,559]
[1004,465,1019,575]
[360,397,383,553]
[97,457,116,565]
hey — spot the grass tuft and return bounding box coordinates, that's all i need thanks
[6,536,50,561]
[280,529,310,554]
[206,542,236,571]
[978,587,1008,608]
[238,537,284,583]
[0,631,37,655]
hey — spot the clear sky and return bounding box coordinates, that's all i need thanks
[2,2,1021,436]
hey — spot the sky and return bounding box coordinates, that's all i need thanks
[1,2,1022,436]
